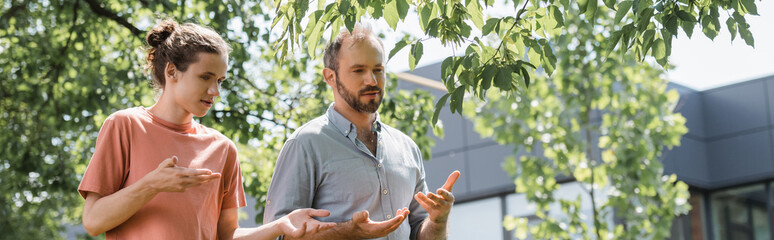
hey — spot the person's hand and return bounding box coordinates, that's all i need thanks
[141,156,221,192]
[414,170,460,224]
[279,208,337,238]
[347,208,410,238]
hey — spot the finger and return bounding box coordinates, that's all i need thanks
[368,214,405,232]
[436,189,455,202]
[426,192,444,203]
[183,168,214,176]
[158,157,177,168]
[307,209,331,218]
[414,193,438,210]
[290,221,307,237]
[441,170,461,192]
[352,210,369,224]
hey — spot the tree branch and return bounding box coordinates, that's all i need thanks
[82,0,144,37]
[483,0,530,66]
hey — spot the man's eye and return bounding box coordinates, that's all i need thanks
[353,69,363,73]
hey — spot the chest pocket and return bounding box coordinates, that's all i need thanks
[320,157,379,202]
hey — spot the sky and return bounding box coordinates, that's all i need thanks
[382,2,774,91]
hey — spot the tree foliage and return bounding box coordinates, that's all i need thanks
[469,8,690,239]
[269,0,759,239]
[0,0,438,238]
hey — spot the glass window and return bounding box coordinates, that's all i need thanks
[448,197,504,240]
[711,184,771,240]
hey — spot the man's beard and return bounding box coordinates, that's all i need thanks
[335,74,383,113]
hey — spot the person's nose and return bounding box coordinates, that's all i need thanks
[208,82,220,97]
[364,71,377,86]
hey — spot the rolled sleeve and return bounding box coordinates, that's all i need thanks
[263,139,317,223]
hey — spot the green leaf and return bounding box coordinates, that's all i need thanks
[603,0,615,10]
[338,0,351,15]
[665,15,679,34]
[585,0,597,22]
[578,0,589,14]
[481,65,495,90]
[307,24,324,57]
[606,31,622,56]
[676,10,695,22]
[389,39,409,61]
[681,16,696,38]
[409,42,424,71]
[450,86,466,114]
[466,0,485,29]
[520,66,530,88]
[385,0,399,29]
[726,17,737,41]
[653,38,666,60]
[739,0,758,15]
[441,57,453,82]
[637,8,654,32]
[614,1,632,24]
[419,5,433,32]
[396,0,410,20]
[482,18,500,36]
[737,19,754,47]
[494,66,513,90]
[541,43,557,75]
[432,93,451,124]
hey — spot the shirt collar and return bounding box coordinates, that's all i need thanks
[326,103,383,140]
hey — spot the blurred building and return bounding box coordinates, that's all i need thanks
[388,62,774,240]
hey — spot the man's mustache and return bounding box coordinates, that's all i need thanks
[359,86,382,95]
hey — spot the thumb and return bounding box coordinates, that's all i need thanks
[159,156,177,168]
[352,210,369,223]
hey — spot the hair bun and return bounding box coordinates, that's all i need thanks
[146,20,177,48]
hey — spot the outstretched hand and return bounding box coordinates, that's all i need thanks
[347,208,410,238]
[279,208,337,238]
[414,170,460,224]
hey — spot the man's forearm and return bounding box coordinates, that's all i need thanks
[284,222,356,240]
[417,218,447,240]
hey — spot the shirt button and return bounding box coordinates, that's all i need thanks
[383,189,388,195]
[377,164,382,168]
[387,214,392,219]
[267,200,271,205]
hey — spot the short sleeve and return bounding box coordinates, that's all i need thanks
[221,141,246,209]
[78,115,131,199]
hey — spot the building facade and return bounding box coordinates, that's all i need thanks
[399,62,774,240]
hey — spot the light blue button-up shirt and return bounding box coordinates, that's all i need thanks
[263,104,429,239]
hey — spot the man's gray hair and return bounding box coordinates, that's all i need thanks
[322,23,384,72]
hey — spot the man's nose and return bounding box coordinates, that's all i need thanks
[364,72,377,86]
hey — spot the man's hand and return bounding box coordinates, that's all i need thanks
[142,156,221,192]
[346,208,410,238]
[414,170,460,224]
[279,208,337,238]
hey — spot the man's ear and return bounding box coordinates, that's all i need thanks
[165,62,178,83]
[322,68,336,88]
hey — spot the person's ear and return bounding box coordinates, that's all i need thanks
[322,68,336,88]
[165,62,178,83]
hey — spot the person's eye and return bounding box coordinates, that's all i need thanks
[217,79,224,85]
[201,75,211,80]
[353,69,363,73]
[374,69,383,73]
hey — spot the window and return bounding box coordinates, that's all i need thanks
[711,184,771,240]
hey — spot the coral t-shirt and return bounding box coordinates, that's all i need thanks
[78,107,246,239]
